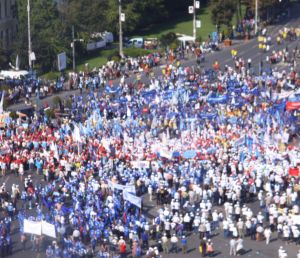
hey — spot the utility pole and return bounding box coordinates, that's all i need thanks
[255,0,258,35]
[27,0,32,70]
[193,0,196,40]
[119,0,124,58]
[72,26,75,71]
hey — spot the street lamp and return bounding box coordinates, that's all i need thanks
[119,0,124,58]
[27,0,32,70]
[254,0,258,35]
[189,0,200,40]
[71,26,83,71]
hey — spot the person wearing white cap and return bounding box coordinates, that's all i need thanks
[170,233,178,253]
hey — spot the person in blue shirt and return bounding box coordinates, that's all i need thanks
[181,235,188,253]
[46,245,54,258]
[54,244,61,258]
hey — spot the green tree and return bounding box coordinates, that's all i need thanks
[14,0,68,73]
[211,0,237,28]
[159,32,178,49]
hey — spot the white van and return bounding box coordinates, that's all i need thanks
[126,37,144,48]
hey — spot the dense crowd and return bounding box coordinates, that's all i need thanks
[0,33,299,258]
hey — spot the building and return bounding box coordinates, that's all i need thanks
[0,0,17,49]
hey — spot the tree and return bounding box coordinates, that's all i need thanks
[14,0,68,73]
[159,32,178,49]
[211,0,237,28]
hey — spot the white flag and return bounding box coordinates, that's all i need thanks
[0,92,4,114]
[72,125,82,142]
[127,106,131,117]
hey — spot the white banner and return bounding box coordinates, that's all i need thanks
[57,52,67,71]
[121,13,125,22]
[24,219,42,236]
[108,181,136,194]
[131,161,150,169]
[195,1,200,9]
[196,20,201,28]
[123,190,142,208]
[188,6,194,14]
[42,221,56,238]
[273,90,294,100]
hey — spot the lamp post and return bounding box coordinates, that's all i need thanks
[119,0,124,58]
[71,26,83,71]
[27,0,32,70]
[189,1,200,40]
[193,0,196,39]
[254,0,258,35]
[72,26,75,71]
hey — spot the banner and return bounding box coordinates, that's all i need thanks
[24,219,42,236]
[57,52,67,71]
[207,95,228,104]
[107,181,136,194]
[41,221,56,238]
[286,102,300,111]
[123,190,142,208]
[159,149,173,159]
[131,161,150,169]
[273,90,294,100]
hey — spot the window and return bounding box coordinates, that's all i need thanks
[0,2,2,19]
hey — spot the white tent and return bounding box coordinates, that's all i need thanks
[0,70,29,79]
[178,35,196,48]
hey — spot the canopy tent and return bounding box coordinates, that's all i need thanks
[178,35,195,48]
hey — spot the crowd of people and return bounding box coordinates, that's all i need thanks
[0,28,299,258]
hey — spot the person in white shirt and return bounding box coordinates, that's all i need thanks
[264,227,272,245]
[229,238,236,256]
[278,246,287,258]
[170,234,178,253]
[236,237,244,255]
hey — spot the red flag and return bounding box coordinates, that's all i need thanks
[286,102,300,111]
[289,167,299,177]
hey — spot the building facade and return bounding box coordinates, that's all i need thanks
[0,0,17,49]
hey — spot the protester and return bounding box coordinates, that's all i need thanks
[0,36,298,258]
